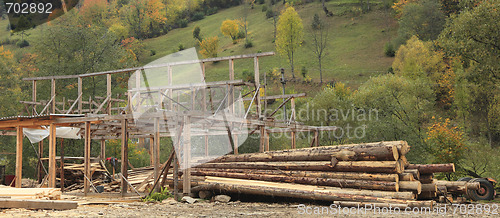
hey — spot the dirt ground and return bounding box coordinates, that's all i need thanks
[1,195,499,217]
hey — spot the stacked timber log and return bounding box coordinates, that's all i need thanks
[167,141,480,206]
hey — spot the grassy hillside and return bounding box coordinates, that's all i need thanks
[142,1,397,94]
[1,1,397,95]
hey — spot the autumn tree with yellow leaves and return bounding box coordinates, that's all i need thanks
[220,20,240,43]
[276,5,303,78]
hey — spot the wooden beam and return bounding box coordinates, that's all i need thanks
[243,93,306,101]
[51,79,56,114]
[121,119,128,196]
[77,77,82,114]
[254,57,261,118]
[0,199,78,210]
[265,132,270,152]
[60,139,65,192]
[32,81,37,115]
[100,139,106,161]
[15,126,23,188]
[84,122,91,196]
[183,116,191,195]
[153,118,160,192]
[107,74,112,115]
[48,124,56,188]
[259,126,265,152]
[37,140,44,183]
[229,59,234,80]
[23,52,275,81]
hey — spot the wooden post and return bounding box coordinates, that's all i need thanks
[100,139,106,161]
[15,126,23,188]
[153,118,160,192]
[149,137,154,165]
[48,123,57,188]
[32,80,37,115]
[77,77,82,114]
[265,132,270,151]
[259,126,265,152]
[291,131,296,149]
[183,116,191,195]
[107,74,112,115]
[233,135,238,154]
[121,119,128,196]
[60,138,65,192]
[173,151,179,200]
[229,59,234,80]
[51,79,56,114]
[314,130,319,147]
[201,62,206,82]
[254,57,261,118]
[37,140,43,183]
[84,122,91,196]
[168,66,173,110]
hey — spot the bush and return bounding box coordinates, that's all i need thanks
[150,49,156,56]
[266,8,275,19]
[244,39,253,48]
[178,43,185,51]
[17,39,29,48]
[206,7,218,15]
[193,26,202,41]
[262,5,268,12]
[257,0,265,4]
[191,12,205,21]
[301,66,307,78]
[176,19,188,28]
[237,30,245,39]
[384,42,395,57]
[142,187,173,202]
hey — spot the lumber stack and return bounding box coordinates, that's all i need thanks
[0,188,61,200]
[173,141,479,205]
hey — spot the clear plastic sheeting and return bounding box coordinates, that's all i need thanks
[128,48,249,170]
[23,127,81,144]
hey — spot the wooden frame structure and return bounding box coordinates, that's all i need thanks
[0,52,337,196]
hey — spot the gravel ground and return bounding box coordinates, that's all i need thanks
[1,196,499,217]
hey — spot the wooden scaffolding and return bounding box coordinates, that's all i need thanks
[0,52,337,196]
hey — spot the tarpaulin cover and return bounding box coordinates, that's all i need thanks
[23,127,81,143]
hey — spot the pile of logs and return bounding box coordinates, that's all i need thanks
[168,141,479,207]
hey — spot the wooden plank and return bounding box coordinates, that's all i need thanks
[48,123,57,188]
[23,52,276,81]
[107,74,112,115]
[254,57,261,118]
[15,126,23,188]
[259,126,265,152]
[243,93,306,101]
[84,122,91,196]
[229,59,234,80]
[153,118,160,192]
[32,81,37,115]
[100,140,105,161]
[121,119,128,196]
[0,199,77,210]
[60,139,64,192]
[183,116,191,195]
[51,79,56,114]
[37,140,44,183]
[77,77,82,114]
